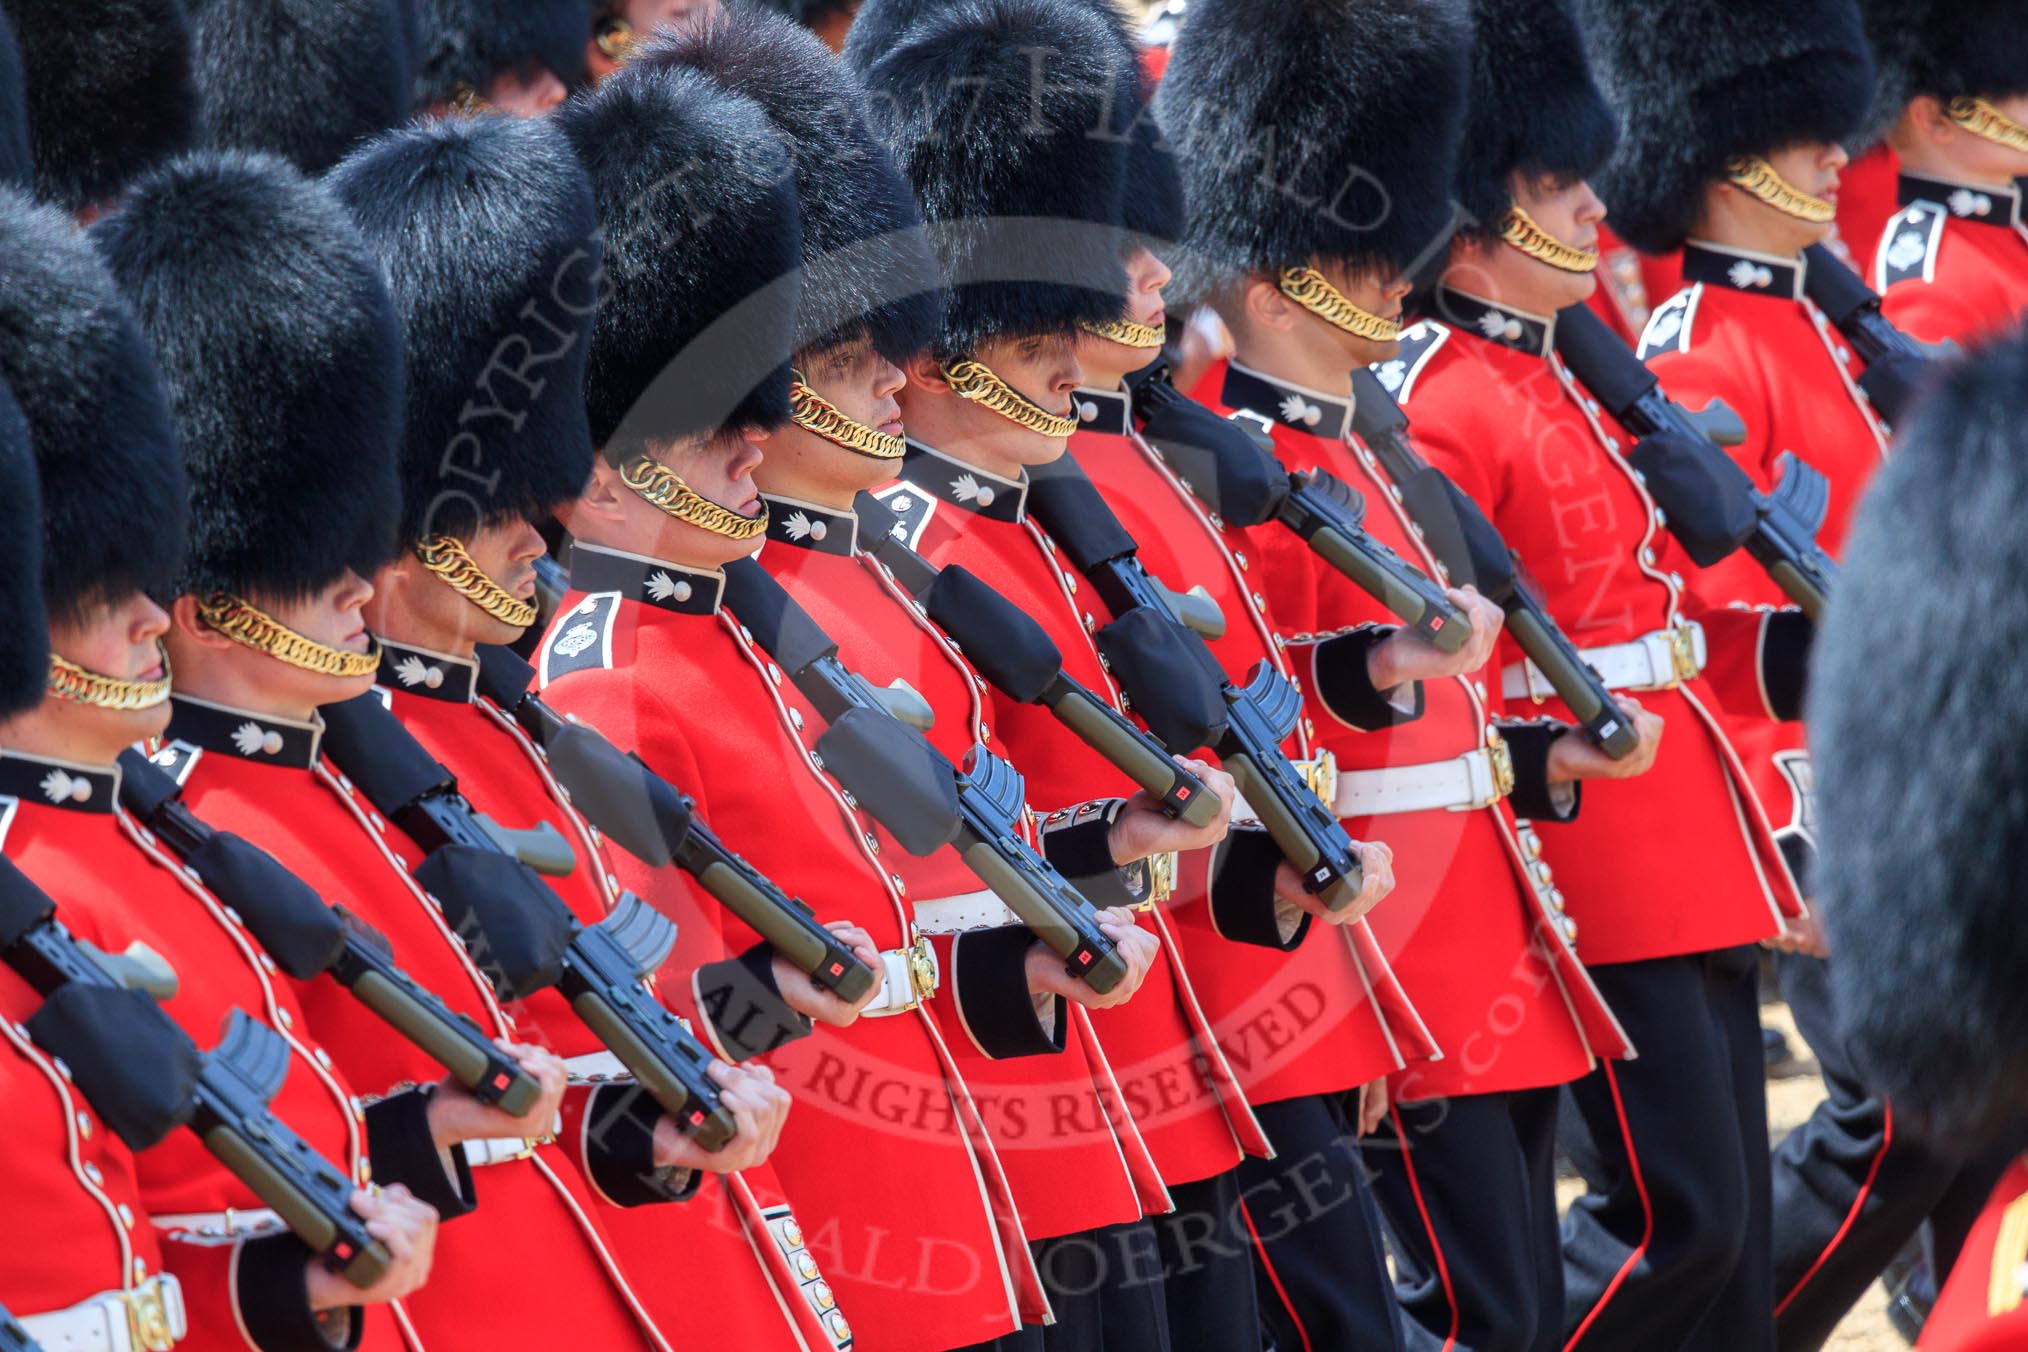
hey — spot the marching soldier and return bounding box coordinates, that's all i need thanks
[640,14,1200,1346]
[1158,1,1660,1347]
[542,62,1034,1352]
[1862,0,2028,344]
[412,0,591,116]
[96,148,686,1350]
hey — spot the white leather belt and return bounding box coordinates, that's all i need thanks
[150,1208,282,1239]
[859,938,940,1018]
[1333,742,1515,817]
[462,1134,549,1168]
[1503,621,1705,699]
[913,889,1019,935]
[1231,752,1338,825]
[17,1277,185,1352]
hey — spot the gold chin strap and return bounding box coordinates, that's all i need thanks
[1079,317,1166,350]
[415,535,538,629]
[1500,206,1600,274]
[1948,96,2028,155]
[447,82,496,117]
[619,456,770,541]
[197,592,383,678]
[939,358,1079,439]
[595,17,637,62]
[1725,155,1837,224]
[789,373,905,460]
[46,646,173,711]
[1277,266,1403,342]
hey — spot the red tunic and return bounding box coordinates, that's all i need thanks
[1873,173,2028,346]
[1067,396,1435,1104]
[1582,223,1684,348]
[375,640,848,1352]
[536,544,1031,1352]
[1917,1156,2028,1352]
[2,750,411,1352]
[1382,305,1802,965]
[1188,363,1629,1098]
[156,695,674,1352]
[873,442,1271,1189]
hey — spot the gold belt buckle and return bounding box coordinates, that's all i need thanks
[1486,731,1516,801]
[1669,624,1701,685]
[127,1281,176,1352]
[1302,750,1339,807]
[905,936,938,1006]
[1145,850,1176,908]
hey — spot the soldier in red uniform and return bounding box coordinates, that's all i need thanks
[325,110,849,1352]
[1861,0,2028,345]
[0,179,446,1350]
[541,63,1040,1352]
[637,15,1197,1349]
[94,149,700,1351]
[411,0,588,116]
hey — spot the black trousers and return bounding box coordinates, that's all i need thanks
[1237,1093,1403,1352]
[957,1220,1174,1352]
[1769,951,1989,1351]
[1559,948,1773,1352]
[1367,1087,1565,1352]
[1147,1169,1263,1352]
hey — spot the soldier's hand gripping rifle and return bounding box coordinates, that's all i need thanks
[850,492,1220,830]
[719,558,1133,994]
[0,1301,43,1352]
[0,857,393,1286]
[1800,242,1956,425]
[114,749,542,1115]
[1552,301,1840,620]
[1020,459,1367,911]
[1346,366,1642,758]
[315,695,736,1151]
[1123,361,1469,653]
[469,643,878,1004]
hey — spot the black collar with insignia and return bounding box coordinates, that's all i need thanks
[569,541,723,615]
[165,694,323,769]
[0,749,119,814]
[1899,172,2023,229]
[1682,241,1805,300]
[759,494,859,557]
[376,639,478,704]
[1071,385,1133,437]
[897,439,1028,523]
[1221,361,1352,442]
[1430,288,1555,358]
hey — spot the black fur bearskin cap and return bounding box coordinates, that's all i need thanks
[0,11,32,190]
[1065,0,1183,247]
[92,151,404,603]
[0,376,47,716]
[635,5,944,362]
[1,0,202,211]
[1813,328,2028,1146]
[1856,0,2028,152]
[412,0,590,107]
[0,186,187,622]
[1578,0,1876,254]
[328,115,602,546]
[853,0,1131,355]
[1155,0,1472,305]
[558,63,803,458]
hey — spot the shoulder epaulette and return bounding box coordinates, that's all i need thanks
[1371,320,1450,404]
[870,481,938,551]
[1874,201,1947,290]
[539,591,621,684]
[1636,286,1701,359]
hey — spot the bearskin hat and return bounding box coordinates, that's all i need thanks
[1454,0,1615,241]
[0,12,31,190]
[0,0,201,211]
[1857,0,2028,150]
[92,152,404,603]
[0,377,46,716]
[557,64,802,457]
[0,187,187,621]
[1155,0,1471,305]
[853,0,1129,354]
[1065,0,1182,246]
[1578,0,1877,254]
[635,6,943,360]
[328,116,600,548]
[1813,328,2028,1144]
[188,0,414,174]
[412,0,589,107]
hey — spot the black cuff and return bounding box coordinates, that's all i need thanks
[951,925,1066,1059]
[694,943,814,1063]
[1310,627,1425,731]
[1499,721,1581,823]
[1760,610,1816,722]
[1777,831,1816,898]
[236,1232,360,1351]
[1038,800,1151,910]
[1206,826,1312,950]
[364,1089,473,1220]
[580,1083,702,1206]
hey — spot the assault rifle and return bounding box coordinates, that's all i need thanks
[1799,242,1955,425]
[0,1301,41,1352]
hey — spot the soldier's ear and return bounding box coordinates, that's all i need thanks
[1243,275,1295,334]
[564,458,630,527]
[167,594,235,652]
[903,350,948,393]
[1903,94,1956,146]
